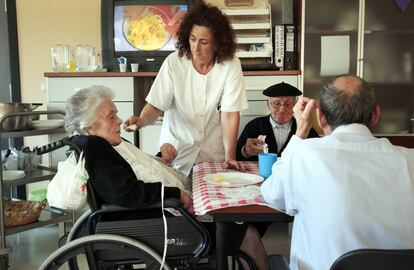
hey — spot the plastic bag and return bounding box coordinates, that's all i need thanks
[47,151,88,210]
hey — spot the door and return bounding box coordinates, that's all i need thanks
[1,0,24,199]
[0,0,11,102]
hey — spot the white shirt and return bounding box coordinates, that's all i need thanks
[261,124,414,270]
[146,52,248,175]
[269,116,292,149]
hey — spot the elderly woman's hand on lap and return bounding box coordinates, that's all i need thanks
[180,191,194,215]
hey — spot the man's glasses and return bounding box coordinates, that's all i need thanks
[268,101,294,110]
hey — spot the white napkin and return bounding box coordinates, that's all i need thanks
[220,185,262,200]
[258,135,269,153]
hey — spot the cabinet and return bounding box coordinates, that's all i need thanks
[302,0,414,134]
[222,4,274,66]
[46,76,134,143]
[0,111,75,267]
[46,75,135,166]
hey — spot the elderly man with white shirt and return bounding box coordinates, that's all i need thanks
[261,74,414,270]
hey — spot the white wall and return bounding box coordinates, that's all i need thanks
[16,0,101,194]
[16,0,101,106]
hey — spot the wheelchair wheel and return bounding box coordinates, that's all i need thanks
[39,234,171,270]
[66,209,91,244]
[65,209,91,270]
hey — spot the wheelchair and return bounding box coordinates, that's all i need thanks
[38,137,259,270]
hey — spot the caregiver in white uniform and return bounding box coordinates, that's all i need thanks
[124,2,248,176]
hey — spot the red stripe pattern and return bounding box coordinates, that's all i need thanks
[192,161,268,215]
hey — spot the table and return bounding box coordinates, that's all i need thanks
[192,161,293,270]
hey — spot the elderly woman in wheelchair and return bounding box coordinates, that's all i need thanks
[40,85,269,270]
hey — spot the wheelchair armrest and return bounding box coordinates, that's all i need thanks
[100,198,182,213]
[136,198,182,210]
[88,198,184,234]
[100,204,135,212]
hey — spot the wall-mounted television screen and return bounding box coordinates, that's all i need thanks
[102,0,190,72]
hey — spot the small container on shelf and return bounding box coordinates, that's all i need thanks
[403,52,413,82]
[51,44,73,72]
[76,44,97,72]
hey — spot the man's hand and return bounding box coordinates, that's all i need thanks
[180,191,194,215]
[123,116,144,132]
[293,97,318,139]
[244,138,265,157]
[160,143,177,164]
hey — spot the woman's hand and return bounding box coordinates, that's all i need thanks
[123,116,144,132]
[180,191,194,215]
[223,159,245,172]
[161,143,177,164]
[123,104,163,132]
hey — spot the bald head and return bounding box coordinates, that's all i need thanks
[333,75,366,96]
[319,74,376,130]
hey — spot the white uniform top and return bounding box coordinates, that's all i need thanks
[261,124,414,270]
[146,52,248,175]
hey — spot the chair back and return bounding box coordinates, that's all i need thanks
[330,249,414,270]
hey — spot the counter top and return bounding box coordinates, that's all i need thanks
[44,70,301,78]
[44,71,159,77]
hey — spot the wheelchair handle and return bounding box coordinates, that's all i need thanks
[34,136,81,156]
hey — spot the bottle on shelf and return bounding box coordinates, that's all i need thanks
[403,52,412,82]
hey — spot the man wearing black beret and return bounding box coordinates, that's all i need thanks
[237,82,320,161]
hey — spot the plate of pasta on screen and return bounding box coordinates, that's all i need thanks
[205,172,264,187]
[123,6,171,51]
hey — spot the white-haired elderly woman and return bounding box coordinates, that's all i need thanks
[64,85,193,213]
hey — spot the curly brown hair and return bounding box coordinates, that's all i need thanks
[175,1,236,63]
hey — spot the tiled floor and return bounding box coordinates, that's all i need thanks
[7,222,291,269]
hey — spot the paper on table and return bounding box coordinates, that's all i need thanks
[205,172,264,187]
[320,35,350,76]
[220,185,262,200]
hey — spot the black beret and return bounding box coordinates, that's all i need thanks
[263,82,302,97]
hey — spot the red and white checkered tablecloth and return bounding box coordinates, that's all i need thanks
[192,160,270,215]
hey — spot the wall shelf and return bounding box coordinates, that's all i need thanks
[223,4,273,66]
[222,7,269,16]
[236,51,272,58]
[232,22,271,30]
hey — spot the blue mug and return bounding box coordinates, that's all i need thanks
[258,153,277,179]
